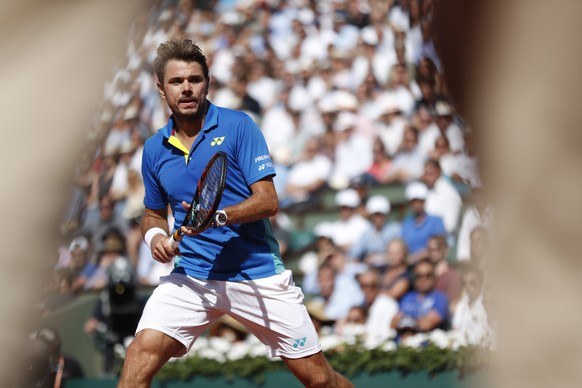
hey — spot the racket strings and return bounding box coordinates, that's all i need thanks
[193,157,225,227]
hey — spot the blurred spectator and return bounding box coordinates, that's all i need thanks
[61,151,97,235]
[451,265,492,346]
[329,111,374,189]
[84,256,144,375]
[421,159,463,235]
[269,213,293,259]
[427,235,462,304]
[383,126,426,184]
[213,73,262,119]
[280,137,332,212]
[42,268,77,314]
[450,130,480,187]
[298,222,337,295]
[401,181,446,263]
[456,185,491,261]
[20,327,84,388]
[414,19,441,70]
[355,269,399,342]
[117,168,146,266]
[381,238,412,301]
[66,235,91,277]
[372,95,408,157]
[348,195,401,270]
[419,99,464,156]
[469,226,490,274]
[391,259,449,336]
[428,135,458,178]
[355,138,393,186]
[80,195,128,254]
[308,258,364,322]
[207,315,249,343]
[83,229,127,291]
[326,188,371,251]
[335,305,368,339]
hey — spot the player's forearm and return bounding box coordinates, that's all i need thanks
[140,207,170,239]
[224,190,278,224]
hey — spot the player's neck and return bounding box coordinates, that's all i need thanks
[173,100,208,138]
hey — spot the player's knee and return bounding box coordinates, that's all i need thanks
[302,368,337,388]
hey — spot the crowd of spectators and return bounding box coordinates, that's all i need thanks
[44,0,494,368]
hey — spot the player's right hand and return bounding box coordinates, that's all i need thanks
[150,234,178,263]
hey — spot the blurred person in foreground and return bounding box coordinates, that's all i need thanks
[118,39,354,388]
[19,327,84,388]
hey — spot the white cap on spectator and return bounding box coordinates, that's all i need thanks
[333,90,359,111]
[314,221,335,239]
[375,95,402,118]
[334,111,357,132]
[336,188,360,208]
[434,100,455,116]
[361,27,379,46]
[405,182,429,201]
[318,96,337,113]
[158,9,172,22]
[69,236,89,252]
[366,195,391,215]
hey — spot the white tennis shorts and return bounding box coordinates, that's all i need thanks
[136,270,322,359]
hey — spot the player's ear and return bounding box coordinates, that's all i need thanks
[157,81,166,100]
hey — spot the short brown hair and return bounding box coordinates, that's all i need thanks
[153,39,210,84]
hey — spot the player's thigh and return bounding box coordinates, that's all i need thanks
[124,329,184,372]
[225,270,321,359]
[136,273,224,356]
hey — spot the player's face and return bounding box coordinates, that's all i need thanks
[158,60,208,120]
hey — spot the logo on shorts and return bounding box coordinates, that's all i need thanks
[211,136,225,146]
[293,337,307,348]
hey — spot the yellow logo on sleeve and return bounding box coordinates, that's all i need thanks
[211,136,225,146]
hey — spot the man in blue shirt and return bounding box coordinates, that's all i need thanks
[401,181,447,264]
[118,39,353,388]
[391,258,449,336]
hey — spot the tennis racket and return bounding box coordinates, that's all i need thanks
[169,151,228,248]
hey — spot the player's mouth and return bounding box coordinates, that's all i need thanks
[180,98,197,106]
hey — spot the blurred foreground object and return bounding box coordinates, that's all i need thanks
[0,0,146,385]
[435,0,582,387]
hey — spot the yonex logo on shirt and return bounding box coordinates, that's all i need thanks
[211,136,225,146]
[293,337,307,348]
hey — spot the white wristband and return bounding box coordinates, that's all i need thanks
[144,227,168,249]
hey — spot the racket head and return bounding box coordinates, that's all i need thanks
[190,151,228,232]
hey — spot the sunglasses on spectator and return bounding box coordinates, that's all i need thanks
[414,272,435,279]
[359,282,379,289]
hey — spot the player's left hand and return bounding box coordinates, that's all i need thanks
[179,200,204,236]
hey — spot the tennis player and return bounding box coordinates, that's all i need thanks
[117,39,353,388]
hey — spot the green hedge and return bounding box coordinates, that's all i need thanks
[156,342,490,385]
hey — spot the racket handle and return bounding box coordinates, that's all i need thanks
[169,230,182,249]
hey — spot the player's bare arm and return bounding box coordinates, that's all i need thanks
[222,177,278,224]
[141,207,175,263]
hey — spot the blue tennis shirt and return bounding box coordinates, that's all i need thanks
[142,101,284,281]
